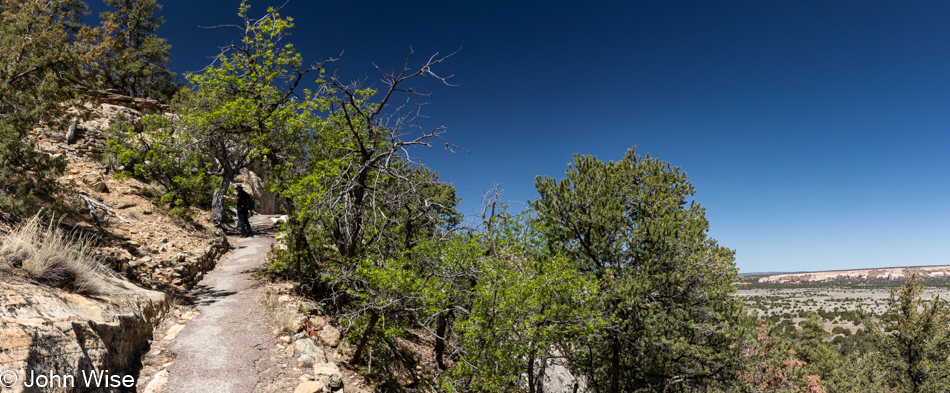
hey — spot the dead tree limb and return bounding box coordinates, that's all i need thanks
[65,118,79,144]
[78,195,133,225]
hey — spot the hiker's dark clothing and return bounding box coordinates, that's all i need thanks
[237,209,251,236]
[236,189,253,236]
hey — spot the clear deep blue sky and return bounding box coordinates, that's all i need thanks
[87,1,950,273]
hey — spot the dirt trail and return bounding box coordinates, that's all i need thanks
[160,215,275,393]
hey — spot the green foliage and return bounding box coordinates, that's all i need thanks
[865,276,950,393]
[794,314,841,383]
[831,327,875,357]
[103,1,320,225]
[533,147,749,392]
[0,0,101,215]
[439,210,601,393]
[827,353,888,393]
[176,0,320,225]
[99,0,178,101]
[104,112,216,219]
[831,326,850,336]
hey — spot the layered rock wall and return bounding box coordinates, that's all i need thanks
[0,279,167,393]
[114,236,228,292]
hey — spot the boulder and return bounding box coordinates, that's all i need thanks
[309,315,327,330]
[294,338,327,366]
[294,380,327,393]
[81,173,110,193]
[312,362,344,390]
[318,324,341,347]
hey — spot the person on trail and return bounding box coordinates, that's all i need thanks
[224,184,254,238]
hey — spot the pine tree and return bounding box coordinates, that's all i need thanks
[794,313,840,384]
[0,0,101,215]
[99,0,177,101]
[866,276,950,393]
[533,147,748,392]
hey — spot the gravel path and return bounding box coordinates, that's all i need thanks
[161,215,275,393]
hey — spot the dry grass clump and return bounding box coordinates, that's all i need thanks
[0,215,115,295]
[274,308,299,335]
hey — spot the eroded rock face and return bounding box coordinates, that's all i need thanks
[235,168,281,214]
[0,279,167,393]
[758,265,950,283]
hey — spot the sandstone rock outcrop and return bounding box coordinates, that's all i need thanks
[757,265,950,283]
[0,278,167,393]
[2,92,231,392]
[235,167,281,214]
[95,90,168,115]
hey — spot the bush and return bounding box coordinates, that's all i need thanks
[105,113,216,220]
[832,326,852,336]
[0,214,115,295]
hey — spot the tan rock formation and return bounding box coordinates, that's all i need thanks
[0,278,167,392]
[758,265,950,283]
[2,91,231,393]
[235,167,281,214]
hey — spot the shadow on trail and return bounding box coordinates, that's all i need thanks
[182,283,237,307]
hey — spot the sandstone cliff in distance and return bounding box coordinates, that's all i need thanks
[751,265,950,283]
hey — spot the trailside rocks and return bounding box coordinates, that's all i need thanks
[294,362,345,393]
[312,362,344,390]
[317,324,341,347]
[294,338,327,366]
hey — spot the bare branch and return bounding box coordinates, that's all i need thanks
[78,194,133,225]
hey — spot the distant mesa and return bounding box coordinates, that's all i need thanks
[747,265,950,283]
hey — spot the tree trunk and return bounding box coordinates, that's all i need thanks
[610,333,620,393]
[352,311,379,364]
[212,177,231,225]
[527,351,536,393]
[347,167,368,258]
[435,308,452,370]
[212,171,236,227]
[65,118,79,144]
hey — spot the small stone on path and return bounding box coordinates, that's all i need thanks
[294,380,326,393]
[143,369,169,393]
[164,324,186,340]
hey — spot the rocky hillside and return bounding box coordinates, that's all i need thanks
[753,265,950,283]
[0,96,237,392]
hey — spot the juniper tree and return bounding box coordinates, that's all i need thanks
[438,205,601,393]
[0,0,101,215]
[99,0,178,101]
[533,147,748,393]
[865,276,950,393]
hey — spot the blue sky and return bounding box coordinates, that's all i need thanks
[88,1,950,273]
